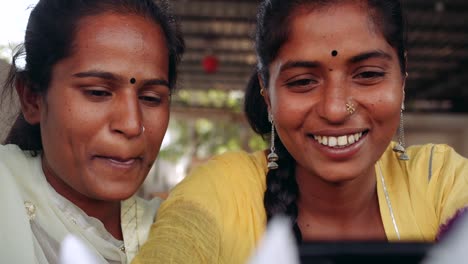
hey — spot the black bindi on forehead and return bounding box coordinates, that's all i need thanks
[331,50,338,57]
[130,77,136,84]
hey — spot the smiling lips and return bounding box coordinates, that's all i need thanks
[95,155,142,167]
[108,157,138,165]
[312,131,366,148]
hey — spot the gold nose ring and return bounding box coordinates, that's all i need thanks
[346,102,356,115]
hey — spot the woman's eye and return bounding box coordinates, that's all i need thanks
[287,79,317,87]
[85,89,112,97]
[139,95,162,105]
[286,78,318,92]
[288,79,311,86]
[355,71,386,79]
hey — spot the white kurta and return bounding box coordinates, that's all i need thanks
[0,144,161,263]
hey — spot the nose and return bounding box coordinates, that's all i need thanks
[110,93,143,138]
[316,82,350,124]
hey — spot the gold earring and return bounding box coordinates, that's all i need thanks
[267,113,279,170]
[392,103,409,160]
[260,88,265,96]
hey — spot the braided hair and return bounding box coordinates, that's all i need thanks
[244,0,407,242]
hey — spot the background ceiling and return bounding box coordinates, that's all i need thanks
[170,0,468,113]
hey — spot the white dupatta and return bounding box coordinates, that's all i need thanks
[0,144,161,263]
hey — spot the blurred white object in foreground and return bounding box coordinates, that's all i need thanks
[60,235,100,264]
[423,212,468,263]
[247,216,300,264]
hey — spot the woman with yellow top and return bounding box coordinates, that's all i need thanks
[134,0,468,263]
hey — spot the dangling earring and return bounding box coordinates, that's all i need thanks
[267,113,279,170]
[393,103,409,160]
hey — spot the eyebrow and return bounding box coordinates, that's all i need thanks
[348,50,393,64]
[73,70,122,82]
[143,79,170,88]
[278,50,393,73]
[279,60,321,73]
[73,70,169,87]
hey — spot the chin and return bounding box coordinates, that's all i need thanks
[321,175,357,185]
[94,185,139,201]
[315,168,363,184]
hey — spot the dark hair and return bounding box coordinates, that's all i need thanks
[244,0,407,242]
[1,0,184,152]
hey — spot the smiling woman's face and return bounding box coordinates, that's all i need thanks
[26,12,170,202]
[263,3,404,183]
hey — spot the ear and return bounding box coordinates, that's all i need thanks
[16,79,42,125]
[258,73,271,111]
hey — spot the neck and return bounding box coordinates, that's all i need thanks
[41,158,123,240]
[297,166,377,218]
[296,165,384,240]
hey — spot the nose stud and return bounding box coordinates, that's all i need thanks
[346,102,356,115]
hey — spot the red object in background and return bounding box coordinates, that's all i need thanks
[202,55,219,74]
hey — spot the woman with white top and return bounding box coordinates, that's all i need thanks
[0,0,184,263]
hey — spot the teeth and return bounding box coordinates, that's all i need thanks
[109,158,134,165]
[337,136,347,146]
[314,132,364,148]
[354,133,361,141]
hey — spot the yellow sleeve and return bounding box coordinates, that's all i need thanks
[132,151,266,264]
[132,199,221,264]
[428,145,468,227]
[132,161,224,264]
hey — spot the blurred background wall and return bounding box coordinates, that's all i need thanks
[1,0,467,197]
[0,59,17,142]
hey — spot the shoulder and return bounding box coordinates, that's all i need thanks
[0,144,35,174]
[381,142,466,182]
[160,150,267,228]
[405,143,467,184]
[152,151,268,262]
[199,150,267,175]
[380,142,468,205]
[380,143,468,238]
[0,145,38,263]
[403,143,468,192]
[0,143,27,159]
[391,143,468,226]
[171,150,267,200]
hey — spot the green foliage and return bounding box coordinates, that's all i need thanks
[172,89,243,112]
[249,134,268,151]
[159,115,267,163]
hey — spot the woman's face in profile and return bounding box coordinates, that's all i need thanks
[265,3,404,182]
[33,13,170,201]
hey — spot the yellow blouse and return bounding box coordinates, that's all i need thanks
[133,143,468,264]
